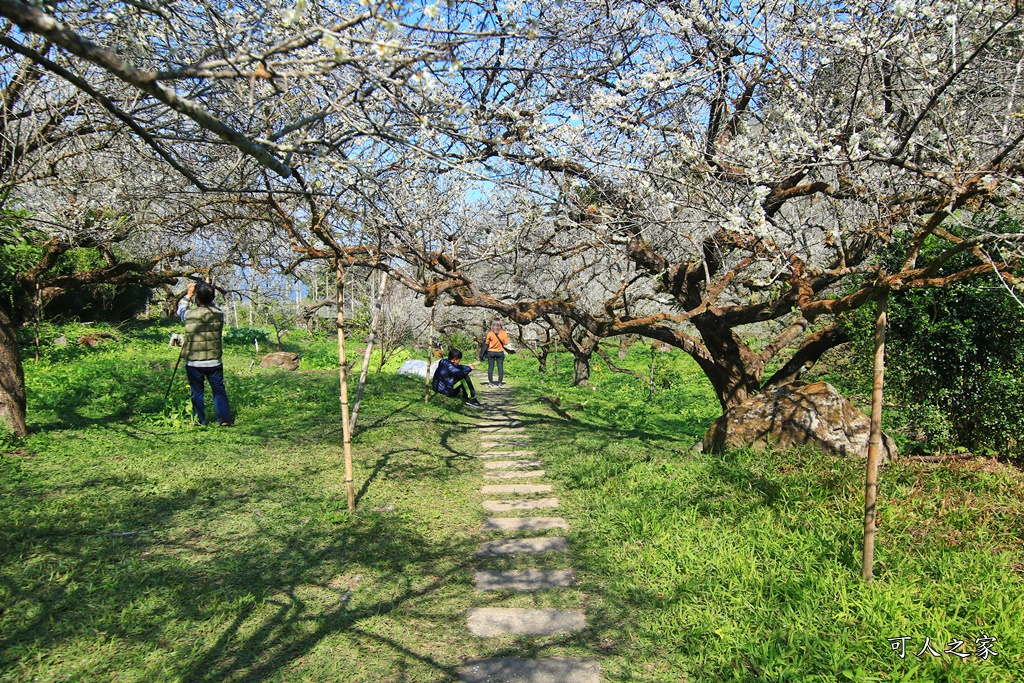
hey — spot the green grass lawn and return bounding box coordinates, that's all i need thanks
[2,327,1022,681]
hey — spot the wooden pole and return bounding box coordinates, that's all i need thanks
[862,288,888,582]
[336,262,356,511]
[649,342,656,397]
[34,283,41,363]
[350,269,389,432]
[424,305,435,402]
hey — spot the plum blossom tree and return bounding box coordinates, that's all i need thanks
[1,0,1022,426]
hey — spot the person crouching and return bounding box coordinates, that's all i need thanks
[432,349,483,408]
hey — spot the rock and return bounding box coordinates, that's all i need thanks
[53,335,68,347]
[259,351,300,370]
[702,381,897,460]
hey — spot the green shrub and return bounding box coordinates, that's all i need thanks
[440,330,474,355]
[223,327,270,346]
[842,280,1024,458]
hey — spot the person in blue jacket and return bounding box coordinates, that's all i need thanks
[432,348,483,407]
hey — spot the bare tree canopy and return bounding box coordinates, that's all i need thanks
[2,0,1023,429]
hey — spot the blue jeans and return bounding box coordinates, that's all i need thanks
[185,364,232,425]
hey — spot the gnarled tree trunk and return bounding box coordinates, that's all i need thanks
[572,354,591,386]
[0,305,28,436]
[691,314,763,411]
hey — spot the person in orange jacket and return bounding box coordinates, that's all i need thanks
[484,318,510,386]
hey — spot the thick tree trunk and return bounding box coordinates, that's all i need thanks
[617,334,635,360]
[0,304,28,436]
[691,315,762,411]
[572,353,591,386]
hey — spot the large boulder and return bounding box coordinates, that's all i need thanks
[702,381,897,459]
[260,351,300,371]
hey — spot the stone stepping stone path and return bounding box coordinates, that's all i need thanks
[460,658,600,683]
[482,497,560,512]
[481,484,553,495]
[484,470,545,480]
[481,517,568,531]
[458,384,600,682]
[478,450,537,458]
[475,569,575,591]
[483,459,543,470]
[476,536,568,556]
[481,441,532,450]
[467,607,586,636]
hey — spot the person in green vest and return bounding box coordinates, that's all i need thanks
[176,281,233,426]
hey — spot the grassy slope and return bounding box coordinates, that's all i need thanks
[1,327,1022,682]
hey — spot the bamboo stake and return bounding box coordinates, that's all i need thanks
[34,283,41,363]
[336,262,356,511]
[424,304,435,402]
[862,288,888,582]
[649,342,656,397]
[350,269,390,432]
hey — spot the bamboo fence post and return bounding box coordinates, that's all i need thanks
[424,305,435,402]
[350,269,390,432]
[862,288,889,582]
[34,283,41,363]
[649,342,657,397]
[336,262,356,511]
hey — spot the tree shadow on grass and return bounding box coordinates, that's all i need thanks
[178,518,466,682]
[0,477,473,682]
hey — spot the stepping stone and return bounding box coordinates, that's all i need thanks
[481,517,568,531]
[475,569,575,591]
[483,460,542,470]
[459,657,600,683]
[481,440,531,448]
[481,484,553,495]
[476,536,568,555]
[483,470,546,480]
[478,451,537,459]
[479,450,536,458]
[482,497,558,512]
[466,608,585,637]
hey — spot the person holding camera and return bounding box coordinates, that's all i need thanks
[176,281,233,426]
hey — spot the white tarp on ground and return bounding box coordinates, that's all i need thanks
[397,359,437,379]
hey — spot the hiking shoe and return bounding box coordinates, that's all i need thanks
[465,398,484,408]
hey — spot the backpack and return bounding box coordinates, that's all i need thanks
[477,337,487,362]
